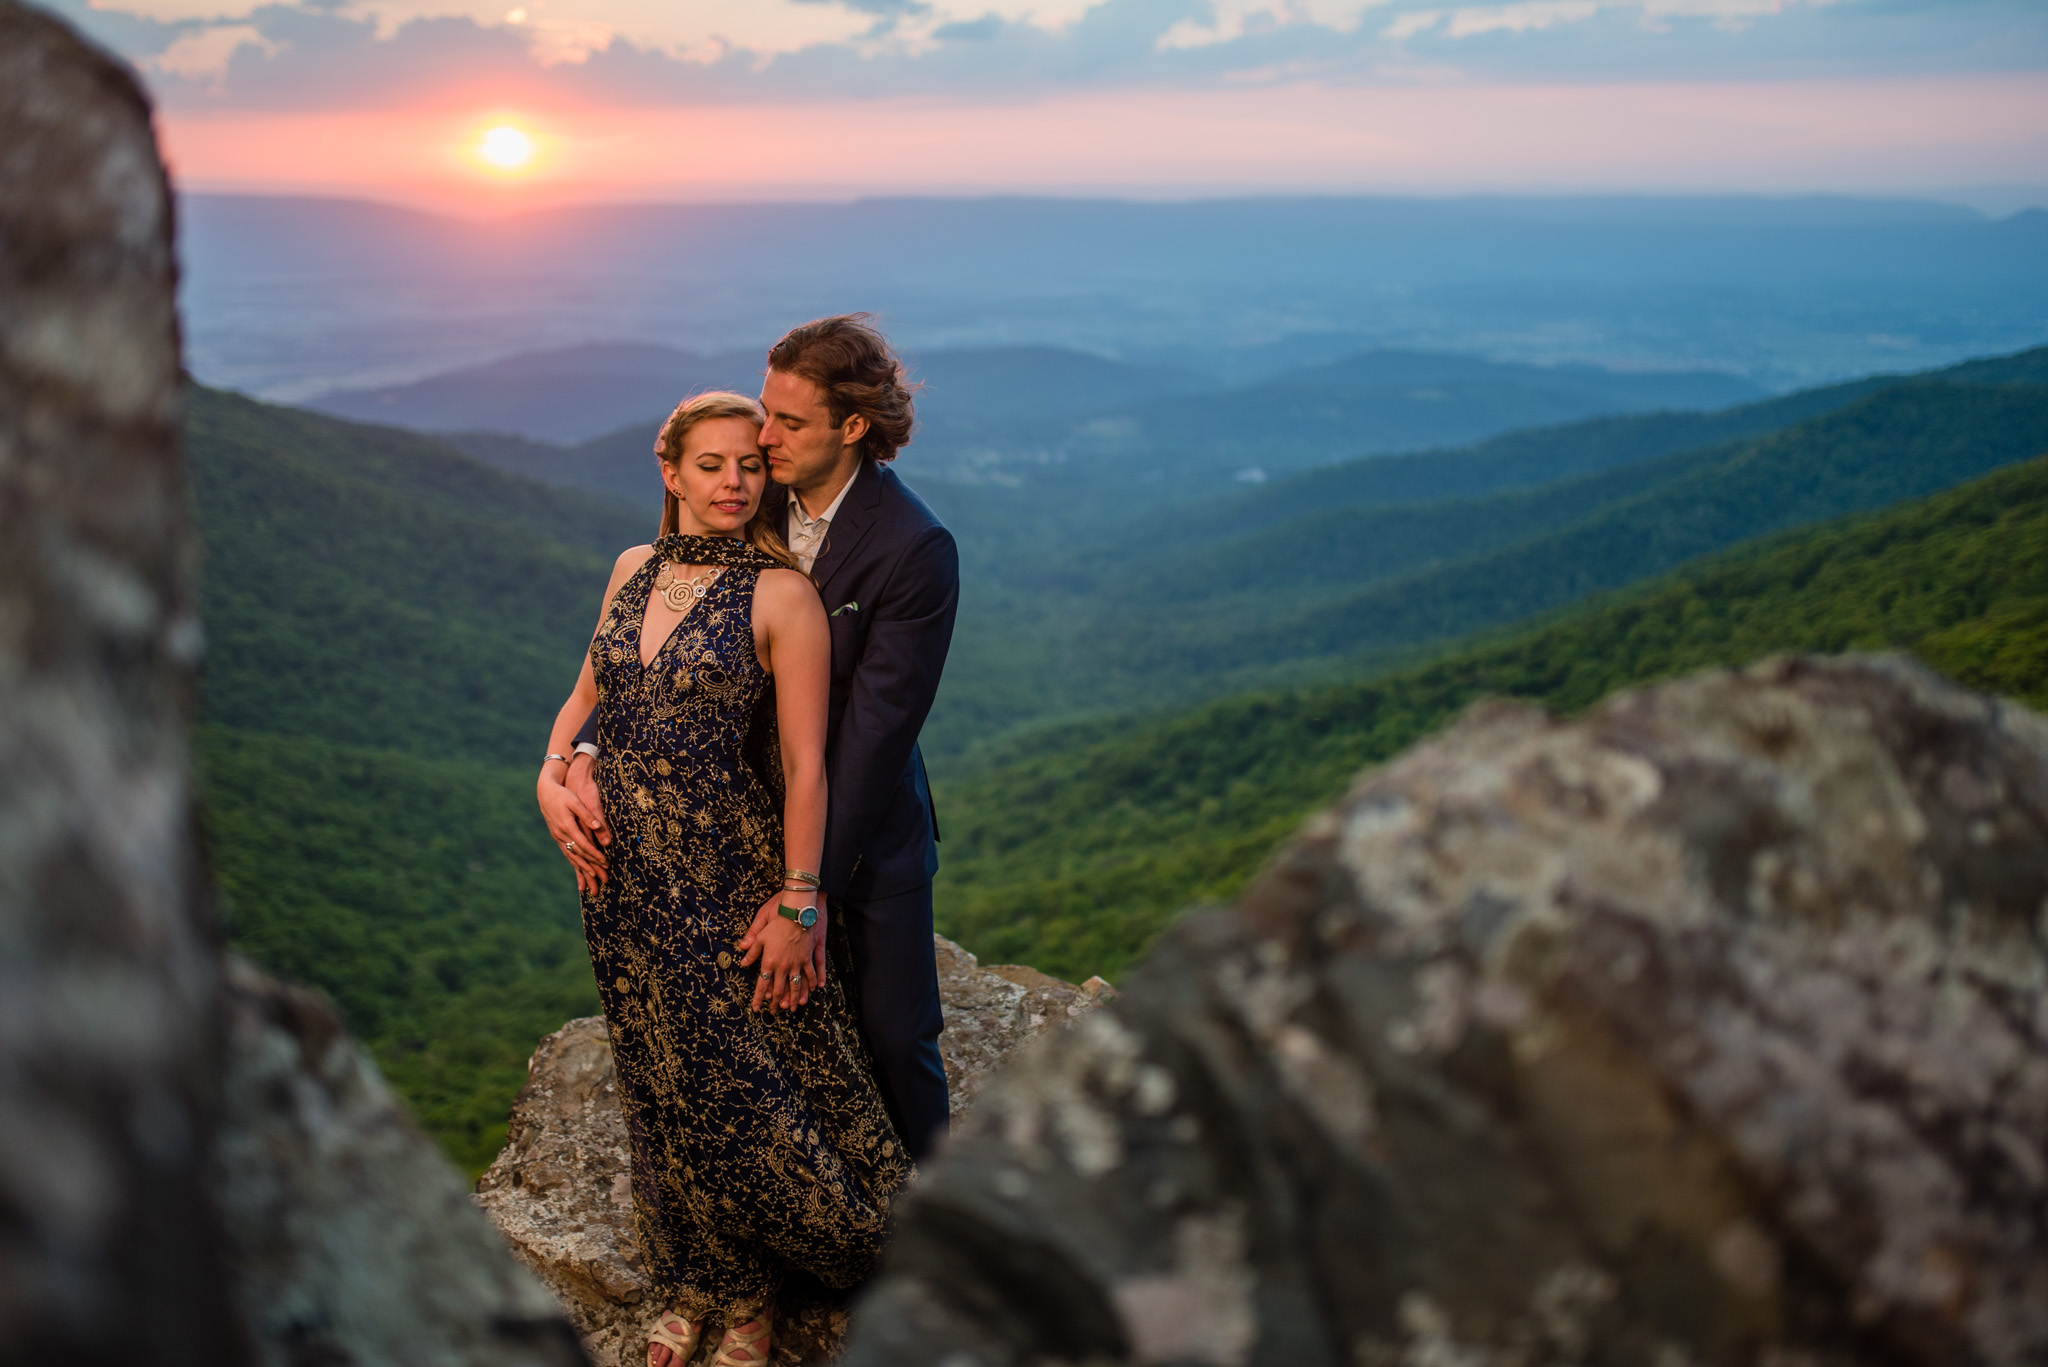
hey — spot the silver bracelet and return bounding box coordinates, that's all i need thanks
[542,753,571,767]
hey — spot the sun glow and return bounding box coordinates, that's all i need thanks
[477,124,535,171]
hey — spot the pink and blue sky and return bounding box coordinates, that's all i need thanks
[43,0,2048,210]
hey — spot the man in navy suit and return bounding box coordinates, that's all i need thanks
[556,315,959,1161]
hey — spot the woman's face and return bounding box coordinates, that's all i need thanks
[663,416,766,536]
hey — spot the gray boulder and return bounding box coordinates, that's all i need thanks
[0,4,236,1360]
[842,655,2048,1367]
[0,6,587,1362]
[217,957,586,1366]
[477,937,1114,1366]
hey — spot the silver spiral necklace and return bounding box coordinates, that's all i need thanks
[654,562,722,612]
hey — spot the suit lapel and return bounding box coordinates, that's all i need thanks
[811,460,884,599]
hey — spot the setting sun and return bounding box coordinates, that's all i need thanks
[477,124,534,171]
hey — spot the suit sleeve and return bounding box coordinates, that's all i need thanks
[821,523,960,896]
[573,707,598,748]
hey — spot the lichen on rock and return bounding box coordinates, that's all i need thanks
[840,655,2048,1367]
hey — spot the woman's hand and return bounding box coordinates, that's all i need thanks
[538,765,608,894]
[739,891,820,1012]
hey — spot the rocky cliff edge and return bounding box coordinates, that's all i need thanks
[475,937,1115,1366]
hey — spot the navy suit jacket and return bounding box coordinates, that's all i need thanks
[772,463,958,900]
[581,461,958,900]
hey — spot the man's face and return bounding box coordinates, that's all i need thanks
[760,368,866,494]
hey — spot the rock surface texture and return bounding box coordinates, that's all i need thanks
[841,656,2048,1367]
[1,8,588,1363]
[477,936,1114,1366]
[0,5,237,1361]
[217,957,587,1366]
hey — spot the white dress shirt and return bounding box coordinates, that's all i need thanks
[787,462,859,574]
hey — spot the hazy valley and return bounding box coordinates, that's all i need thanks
[167,176,2048,1176]
[186,327,2048,1169]
[182,193,2048,403]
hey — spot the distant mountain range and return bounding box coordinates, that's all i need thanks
[307,343,767,445]
[307,340,1210,445]
[317,341,1763,507]
[1016,348,1762,481]
[924,349,2048,756]
[180,193,2048,402]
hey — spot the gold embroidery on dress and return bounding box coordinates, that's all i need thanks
[579,552,908,1324]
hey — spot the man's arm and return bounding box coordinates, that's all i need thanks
[563,707,609,846]
[821,523,959,896]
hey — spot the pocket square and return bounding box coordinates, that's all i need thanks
[830,602,860,617]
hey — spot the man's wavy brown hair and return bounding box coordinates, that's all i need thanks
[766,314,917,464]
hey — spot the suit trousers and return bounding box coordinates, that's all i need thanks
[835,880,949,1164]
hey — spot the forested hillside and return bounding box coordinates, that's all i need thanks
[187,387,636,1170]
[931,451,2048,982]
[1143,340,2048,549]
[190,387,645,761]
[423,344,1761,499]
[929,368,2048,754]
[185,346,2048,1172]
[201,730,596,1167]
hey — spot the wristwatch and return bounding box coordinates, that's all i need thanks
[777,902,818,929]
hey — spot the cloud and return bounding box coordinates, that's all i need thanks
[147,22,281,82]
[149,69,2048,208]
[1158,1,1388,50]
[1442,0,1598,38]
[343,0,878,55]
[934,14,1004,39]
[33,0,2048,111]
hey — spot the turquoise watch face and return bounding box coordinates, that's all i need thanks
[780,903,818,928]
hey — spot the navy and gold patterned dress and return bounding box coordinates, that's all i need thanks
[580,534,910,1325]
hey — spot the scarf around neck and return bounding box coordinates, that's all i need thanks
[652,533,782,571]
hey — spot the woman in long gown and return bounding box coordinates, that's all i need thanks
[537,392,910,1367]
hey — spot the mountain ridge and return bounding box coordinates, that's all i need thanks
[923,368,2048,757]
[932,450,2048,980]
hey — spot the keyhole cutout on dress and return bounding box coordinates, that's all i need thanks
[639,561,721,668]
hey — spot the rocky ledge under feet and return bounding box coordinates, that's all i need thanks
[475,935,1114,1366]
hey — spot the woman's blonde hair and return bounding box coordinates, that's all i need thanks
[654,390,802,573]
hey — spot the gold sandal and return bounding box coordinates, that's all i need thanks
[709,1314,771,1367]
[648,1311,703,1367]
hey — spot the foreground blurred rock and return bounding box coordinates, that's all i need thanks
[0,6,586,1363]
[843,656,2048,1367]
[219,957,586,1365]
[0,5,235,1360]
[476,937,1114,1366]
